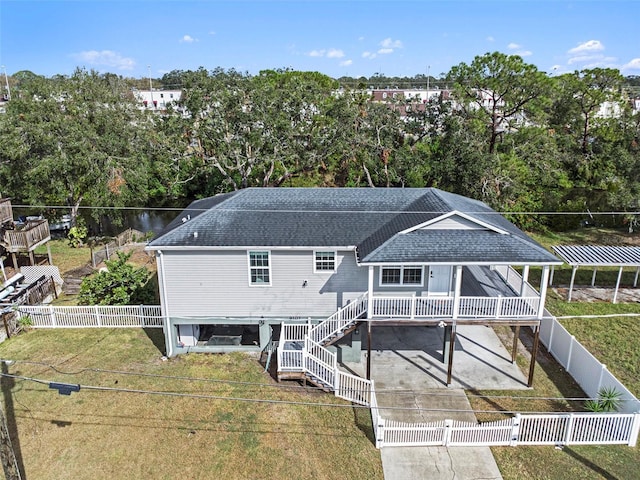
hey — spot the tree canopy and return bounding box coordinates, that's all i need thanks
[1,55,639,232]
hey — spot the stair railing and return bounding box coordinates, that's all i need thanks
[309,293,368,344]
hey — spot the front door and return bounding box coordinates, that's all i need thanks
[428,265,452,296]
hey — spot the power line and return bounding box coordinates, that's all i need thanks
[0,372,610,415]
[8,203,640,217]
[0,360,608,404]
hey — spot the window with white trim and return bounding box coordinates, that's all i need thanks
[314,251,336,272]
[380,266,423,286]
[248,251,271,285]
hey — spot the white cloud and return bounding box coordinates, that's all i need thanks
[71,50,135,70]
[568,40,604,54]
[622,58,640,72]
[340,59,353,67]
[209,31,216,36]
[308,48,344,59]
[380,38,403,49]
[327,49,345,59]
[507,43,532,57]
[486,36,495,42]
[180,35,198,43]
[378,48,393,55]
[567,54,616,66]
[362,51,376,59]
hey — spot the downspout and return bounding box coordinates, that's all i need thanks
[157,250,173,357]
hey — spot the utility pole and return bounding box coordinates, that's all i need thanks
[0,66,10,101]
[0,361,20,480]
[147,65,154,109]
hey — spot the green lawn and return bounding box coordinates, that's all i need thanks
[0,329,382,480]
[480,228,640,480]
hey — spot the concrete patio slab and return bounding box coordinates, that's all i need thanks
[341,324,527,480]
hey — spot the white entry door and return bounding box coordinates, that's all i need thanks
[428,266,452,296]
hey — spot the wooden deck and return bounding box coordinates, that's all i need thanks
[2,219,51,253]
[0,198,12,225]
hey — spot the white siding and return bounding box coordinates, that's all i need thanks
[422,215,484,230]
[161,250,367,318]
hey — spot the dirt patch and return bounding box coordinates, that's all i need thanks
[552,286,640,303]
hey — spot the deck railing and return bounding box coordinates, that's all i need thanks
[371,295,540,319]
[3,220,51,251]
[0,198,12,225]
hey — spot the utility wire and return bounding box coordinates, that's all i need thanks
[0,372,611,415]
[10,203,640,216]
[0,360,612,403]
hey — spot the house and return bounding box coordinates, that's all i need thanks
[147,187,560,388]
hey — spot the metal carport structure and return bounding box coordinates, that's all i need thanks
[551,245,640,303]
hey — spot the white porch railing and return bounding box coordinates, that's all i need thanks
[16,305,164,328]
[377,412,640,448]
[371,295,540,319]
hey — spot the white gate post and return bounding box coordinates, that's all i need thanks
[375,417,385,448]
[509,414,521,446]
[563,414,574,446]
[49,305,56,327]
[443,419,453,446]
[95,306,101,327]
[629,413,640,447]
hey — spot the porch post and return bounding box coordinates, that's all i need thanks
[446,322,456,386]
[452,265,462,319]
[366,266,374,380]
[47,242,53,265]
[527,324,540,387]
[567,266,578,302]
[367,266,374,319]
[634,267,639,288]
[367,321,372,380]
[511,325,520,363]
[537,266,550,319]
[591,268,597,287]
[520,265,529,296]
[613,266,624,304]
[549,265,555,286]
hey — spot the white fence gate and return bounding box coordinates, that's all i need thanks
[373,412,640,448]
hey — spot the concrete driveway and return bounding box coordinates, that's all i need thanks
[343,324,529,480]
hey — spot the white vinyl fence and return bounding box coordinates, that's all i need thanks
[16,305,163,328]
[539,315,640,414]
[373,411,640,448]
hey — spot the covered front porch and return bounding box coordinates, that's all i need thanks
[277,265,551,392]
[364,263,551,322]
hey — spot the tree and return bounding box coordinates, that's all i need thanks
[447,52,551,153]
[0,68,155,223]
[78,251,154,305]
[550,68,626,154]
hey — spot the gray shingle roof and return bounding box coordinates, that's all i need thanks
[148,187,560,264]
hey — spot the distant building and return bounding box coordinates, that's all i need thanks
[132,89,182,111]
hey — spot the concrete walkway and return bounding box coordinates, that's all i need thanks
[343,324,530,480]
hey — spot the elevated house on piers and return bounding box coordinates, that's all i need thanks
[147,187,561,403]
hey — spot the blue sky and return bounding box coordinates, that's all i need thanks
[1,0,639,80]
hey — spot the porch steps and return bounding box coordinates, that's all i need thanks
[320,322,361,347]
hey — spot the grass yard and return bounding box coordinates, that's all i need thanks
[471,227,640,480]
[0,329,382,480]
